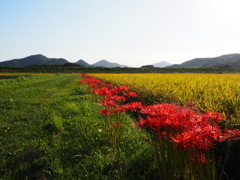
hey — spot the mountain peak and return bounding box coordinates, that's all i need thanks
[152,61,173,67]
[170,53,240,68]
[98,59,108,63]
[92,59,127,67]
[0,54,69,67]
[75,59,91,67]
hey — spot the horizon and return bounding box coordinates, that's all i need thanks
[1,53,240,67]
[1,1,240,67]
[0,53,175,67]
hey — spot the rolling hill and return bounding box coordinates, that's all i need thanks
[0,54,50,67]
[91,60,128,67]
[44,58,69,65]
[0,54,69,66]
[0,55,128,67]
[152,61,173,67]
[75,59,91,67]
[168,54,240,68]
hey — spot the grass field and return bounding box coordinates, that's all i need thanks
[0,74,158,180]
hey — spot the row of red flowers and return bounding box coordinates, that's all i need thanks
[79,74,240,162]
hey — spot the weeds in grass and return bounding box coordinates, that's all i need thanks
[49,112,64,133]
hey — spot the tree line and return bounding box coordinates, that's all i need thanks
[0,66,240,74]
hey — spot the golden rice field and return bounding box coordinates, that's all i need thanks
[90,73,240,124]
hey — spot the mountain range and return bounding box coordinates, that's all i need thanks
[1,53,240,68]
[0,54,130,67]
[0,54,69,67]
[169,54,240,68]
[75,59,128,67]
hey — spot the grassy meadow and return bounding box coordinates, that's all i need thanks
[0,74,157,179]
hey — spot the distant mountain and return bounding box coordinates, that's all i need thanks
[0,54,50,67]
[91,60,127,67]
[0,55,128,67]
[75,59,91,67]
[0,54,70,67]
[45,58,69,65]
[152,61,173,67]
[168,54,240,68]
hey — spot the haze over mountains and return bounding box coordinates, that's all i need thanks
[1,53,240,68]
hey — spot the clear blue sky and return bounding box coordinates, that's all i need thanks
[1,0,240,67]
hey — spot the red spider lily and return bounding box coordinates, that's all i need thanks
[139,102,240,154]
[190,153,207,164]
[111,102,143,113]
[202,110,223,124]
[81,74,89,78]
[79,75,138,107]
[111,106,124,113]
[122,102,143,112]
[92,86,111,96]
[109,95,126,102]
[99,95,126,108]
[78,79,86,85]
[100,99,117,107]
[170,130,220,151]
[99,109,112,115]
[109,87,122,95]
[220,129,240,141]
[80,74,107,90]
[124,91,138,98]
[113,124,119,128]
[118,85,129,92]
[139,103,195,131]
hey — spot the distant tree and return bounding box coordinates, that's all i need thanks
[216,64,233,68]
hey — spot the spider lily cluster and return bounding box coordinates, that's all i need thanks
[79,74,240,179]
[79,74,141,149]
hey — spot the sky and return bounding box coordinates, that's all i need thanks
[1,0,240,67]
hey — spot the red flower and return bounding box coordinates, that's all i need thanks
[118,86,129,92]
[190,153,207,164]
[113,124,119,128]
[100,99,117,107]
[122,102,143,112]
[202,111,223,123]
[99,109,111,115]
[125,91,138,98]
[78,79,86,85]
[92,87,111,96]
[112,106,124,113]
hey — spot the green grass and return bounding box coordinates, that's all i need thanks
[0,74,158,179]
